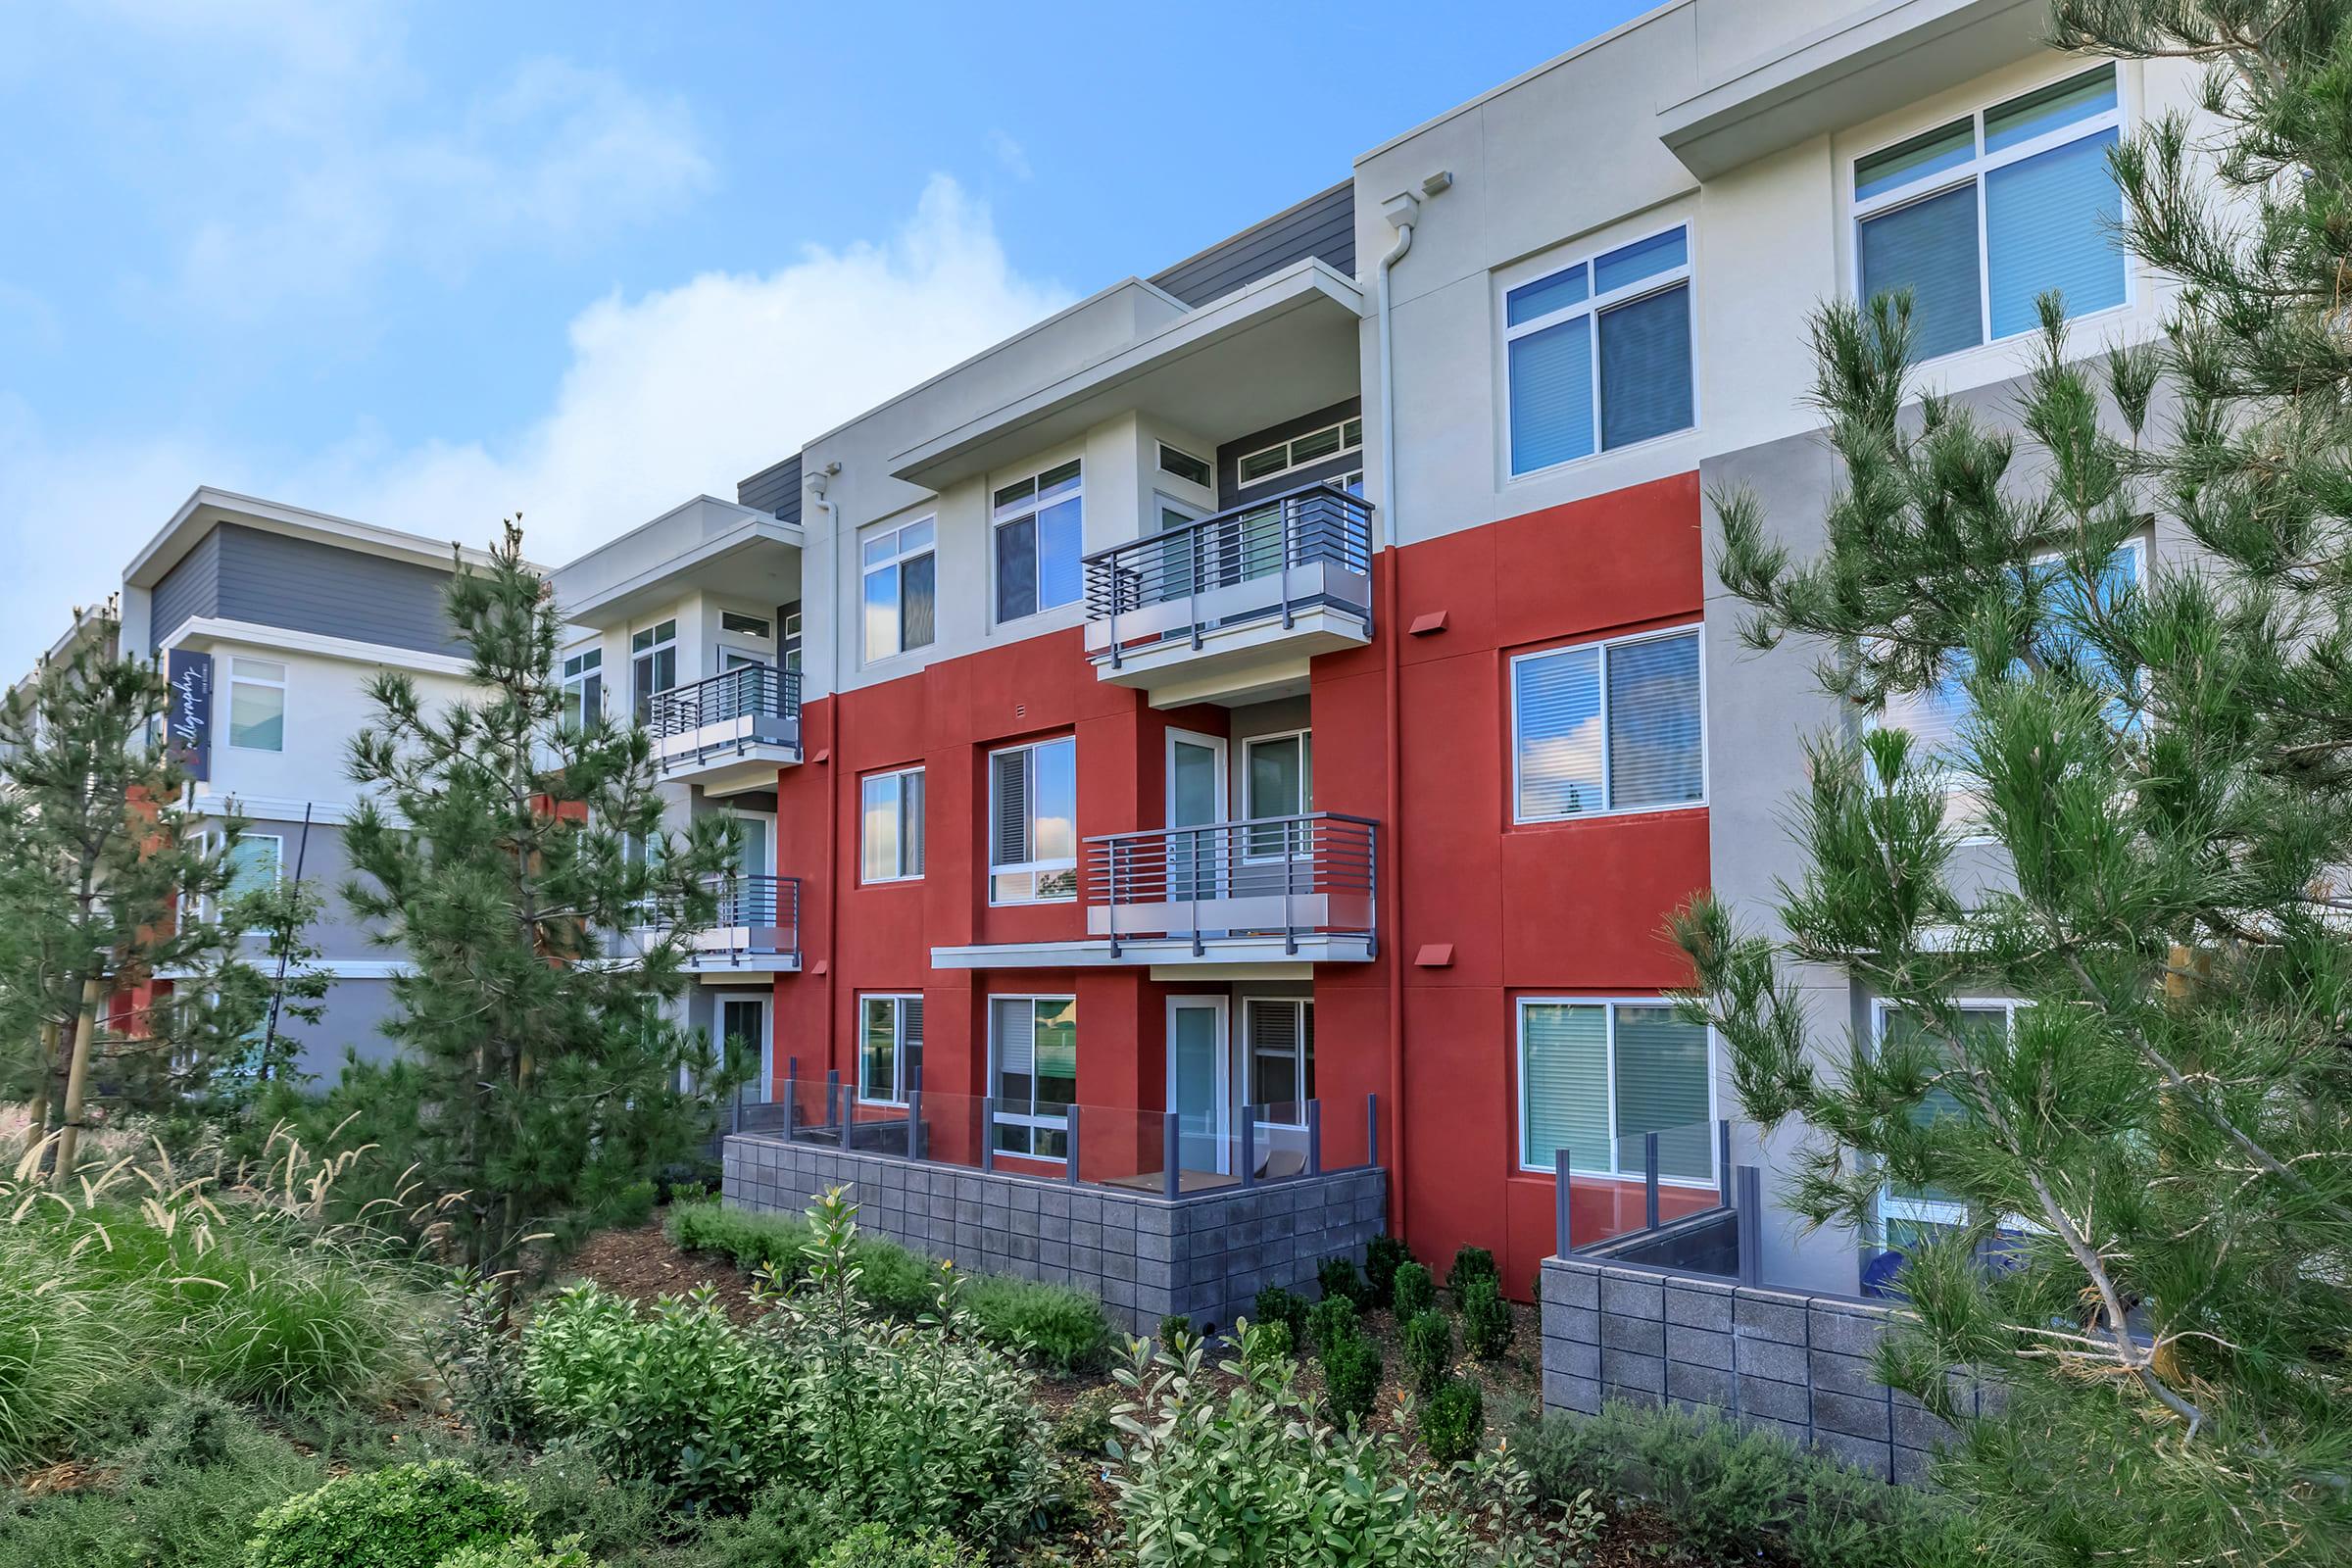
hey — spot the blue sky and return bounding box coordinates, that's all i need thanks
[0,0,1654,674]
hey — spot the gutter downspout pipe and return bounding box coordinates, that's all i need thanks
[808,462,845,1102]
[1376,188,1419,1243]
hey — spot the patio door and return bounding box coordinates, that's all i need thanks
[1168,996,1231,1177]
[1165,730,1227,905]
[717,994,771,1102]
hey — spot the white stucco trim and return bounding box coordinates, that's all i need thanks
[163,617,474,677]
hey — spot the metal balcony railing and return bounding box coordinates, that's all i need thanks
[694,872,800,962]
[1082,483,1374,664]
[644,663,801,741]
[1084,812,1378,956]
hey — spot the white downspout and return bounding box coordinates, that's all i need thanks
[807,461,843,1100]
[1375,184,1423,1242]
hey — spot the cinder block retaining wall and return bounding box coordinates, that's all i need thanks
[1540,1255,1994,1483]
[725,1133,1385,1334]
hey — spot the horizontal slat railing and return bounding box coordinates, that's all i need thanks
[1084,812,1378,956]
[698,872,800,961]
[645,663,802,741]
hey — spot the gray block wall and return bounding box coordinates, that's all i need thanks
[725,1132,1386,1334]
[1540,1255,1994,1484]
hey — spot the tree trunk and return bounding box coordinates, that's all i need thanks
[49,977,104,1190]
[24,1019,58,1140]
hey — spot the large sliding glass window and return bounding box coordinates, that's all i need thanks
[859,766,925,883]
[1512,627,1703,821]
[859,994,923,1105]
[1503,225,1694,475]
[1243,731,1312,859]
[993,461,1083,623]
[991,995,1076,1159]
[1854,65,2126,360]
[861,517,937,662]
[988,737,1077,904]
[1518,1000,1713,1183]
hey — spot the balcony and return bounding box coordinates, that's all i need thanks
[1083,485,1373,707]
[1088,812,1377,964]
[646,664,801,795]
[683,872,802,976]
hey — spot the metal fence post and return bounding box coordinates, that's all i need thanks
[1240,1106,1256,1190]
[981,1098,997,1173]
[1065,1104,1082,1187]
[1737,1166,1763,1286]
[906,1090,921,1160]
[1554,1147,1573,1257]
[1365,1092,1379,1168]
[1162,1111,1181,1200]
[1718,1120,1734,1209]
[1305,1099,1323,1176]
[1644,1131,1661,1232]
[825,1069,841,1138]
[783,1056,799,1142]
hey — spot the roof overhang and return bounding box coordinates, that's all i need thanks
[124,486,505,590]
[889,259,1365,490]
[1657,0,2044,180]
[549,496,805,626]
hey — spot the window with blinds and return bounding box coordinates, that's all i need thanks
[1503,224,1693,476]
[860,766,925,883]
[858,994,923,1104]
[1518,1000,1713,1183]
[1876,1001,2016,1239]
[1513,627,1703,822]
[1245,998,1315,1125]
[988,737,1077,904]
[991,995,1075,1158]
[1854,64,2125,362]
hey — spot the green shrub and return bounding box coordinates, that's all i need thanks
[1420,1379,1483,1462]
[1242,1319,1292,1367]
[1304,1294,1359,1357]
[1156,1313,1191,1347]
[1316,1254,1365,1307]
[433,1536,595,1568]
[1251,1286,1309,1345]
[1459,1277,1512,1360]
[849,1238,939,1317]
[673,1480,838,1568]
[1400,1309,1453,1396]
[959,1273,1110,1374]
[1318,1333,1383,1429]
[815,1522,970,1567]
[523,1283,796,1505]
[1391,1260,1437,1321]
[1446,1246,1496,1297]
[1052,1387,1119,1456]
[245,1460,528,1568]
[0,1235,113,1465]
[1362,1236,1412,1308]
[664,1199,813,1282]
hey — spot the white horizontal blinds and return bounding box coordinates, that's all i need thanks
[1605,631,1703,808]
[1986,128,2124,335]
[1611,1006,1712,1181]
[860,998,899,1102]
[1521,1004,1611,1174]
[1515,645,1603,819]
[990,741,1076,902]
[1509,316,1594,473]
[990,748,1031,899]
[993,997,1034,1104]
[1246,999,1313,1112]
[1858,182,1983,358]
[1597,285,1692,449]
[901,769,925,877]
[1505,227,1693,475]
[902,998,924,1093]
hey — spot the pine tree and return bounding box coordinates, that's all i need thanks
[340,521,743,1285]
[0,618,290,1177]
[1678,9,2352,1562]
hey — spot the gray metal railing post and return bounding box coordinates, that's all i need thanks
[1189,526,1203,649]
[1554,1147,1574,1257]
[826,1070,841,1140]
[1279,495,1296,629]
[1162,1111,1181,1200]
[1737,1165,1763,1286]
[1718,1120,1733,1209]
[906,1090,922,1161]
[1366,1092,1379,1168]
[981,1098,997,1172]
[1065,1104,1081,1186]
[1644,1131,1661,1231]
[1305,1099,1323,1176]
[784,1056,798,1142]
[1240,1106,1256,1190]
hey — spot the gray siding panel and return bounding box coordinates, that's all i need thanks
[148,526,223,651]
[213,524,465,658]
[738,453,804,524]
[1151,182,1356,309]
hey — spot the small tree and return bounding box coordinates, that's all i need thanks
[341,521,742,1284]
[1680,10,2352,1563]
[0,617,289,1177]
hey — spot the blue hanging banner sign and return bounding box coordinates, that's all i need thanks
[165,649,213,781]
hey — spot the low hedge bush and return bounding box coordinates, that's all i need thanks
[959,1273,1110,1374]
[1420,1379,1483,1462]
[1459,1277,1512,1360]
[816,1522,970,1567]
[1315,1254,1366,1307]
[1401,1309,1453,1396]
[244,1460,528,1568]
[1304,1294,1359,1357]
[432,1536,595,1568]
[1446,1246,1497,1297]
[1319,1333,1383,1428]
[1362,1236,1413,1308]
[1251,1286,1309,1346]
[1391,1260,1437,1321]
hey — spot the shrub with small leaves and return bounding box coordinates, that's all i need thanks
[245,1460,528,1568]
[1460,1277,1512,1360]
[1305,1294,1359,1357]
[1243,1318,1293,1367]
[815,1522,970,1567]
[1053,1387,1119,1456]
[1156,1313,1191,1348]
[1316,1254,1366,1307]
[1401,1309,1453,1396]
[1420,1379,1483,1462]
[1252,1286,1309,1345]
[1446,1246,1496,1297]
[1392,1261,1436,1322]
[1318,1333,1383,1429]
[433,1536,596,1568]
[1362,1235,1412,1308]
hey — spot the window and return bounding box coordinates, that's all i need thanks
[780,606,803,673]
[859,994,924,1105]
[993,461,1084,622]
[191,828,280,922]
[1873,1001,2018,1246]
[561,647,603,727]
[1853,64,2126,361]
[991,995,1076,1158]
[226,658,286,752]
[1157,443,1212,488]
[1513,627,1704,821]
[1518,1000,1714,1182]
[1246,998,1315,1126]
[860,766,926,883]
[630,620,676,719]
[988,737,1077,904]
[861,517,936,662]
[1504,225,1694,475]
[1237,417,1363,487]
[720,610,771,638]
[1243,731,1311,859]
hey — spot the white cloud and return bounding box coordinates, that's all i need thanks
[987,129,1034,182]
[0,176,1072,673]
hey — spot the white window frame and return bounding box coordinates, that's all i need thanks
[987,736,1077,906]
[1156,442,1213,490]
[989,993,1075,1161]
[1241,729,1313,863]
[1235,416,1364,489]
[224,657,288,754]
[1243,996,1314,1127]
[1510,622,1707,825]
[1514,996,1719,1186]
[719,609,772,639]
[858,993,923,1106]
[561,645,604,726]
[1868,998,2040,1242]
[630,618,678,716]
[860,515,936,664]
[991,459,1085,625]
[710,994,772,1100]
[859,765,926,885]
[191,826,283,923]
[1847,63,2132,363]
[1499,222,1697,480]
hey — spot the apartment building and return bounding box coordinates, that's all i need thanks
[703,0,2196,1318]
[117,489,493,1081]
